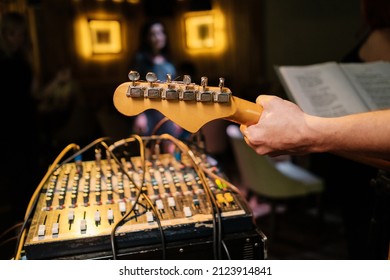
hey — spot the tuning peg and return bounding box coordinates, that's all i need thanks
[181,75,195,101]
[201,76,208,90]
[144,72,161,99]
[198,76,212,102]
[218,77,225,89]
[126,70,143,97]
[183,75,191,85]
[214,77,231,103]
[163,73,179,100]
[146,72,157,83]
[128,71,140,85]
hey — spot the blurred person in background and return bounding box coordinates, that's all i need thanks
[129,19,188,150]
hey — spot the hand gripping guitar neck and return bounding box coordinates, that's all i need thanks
[113,71,390,172]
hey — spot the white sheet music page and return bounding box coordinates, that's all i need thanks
[339,61,390,111]
[276,61,368,117]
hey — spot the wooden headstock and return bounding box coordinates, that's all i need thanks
[113,71,262,133]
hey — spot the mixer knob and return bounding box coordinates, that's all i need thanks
[94,210,101,222]
[38,224,46,237]
[183,206,192,217]
[80,219,87,232]
[156,199,164,210]
[95,191,101,203]
[167,196,176,207]
[45,196,52,208]
[224,192,235,203]
[118,189,125,199]
[58,194,65,206]
[146,211,154,222]
[119,201,126,213]
[68,210,74,222]
[107,208,114,222]
[192,194,200,207]
[52,223,59,235]
[71,194,77,205]
[107,190,113,201]
[83,192,89,204]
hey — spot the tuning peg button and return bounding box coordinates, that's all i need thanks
[144,72,161,98]
[146,72,158,83]
[183,75,191,85]
[201,76,208,88]
[128,71,140,82]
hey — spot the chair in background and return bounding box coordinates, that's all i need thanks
[226,124,325,238]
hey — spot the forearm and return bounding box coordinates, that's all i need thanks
[308,109,390,160]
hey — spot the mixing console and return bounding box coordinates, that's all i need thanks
[23,143,259,259]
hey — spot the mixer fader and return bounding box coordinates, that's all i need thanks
[22,141,265,260]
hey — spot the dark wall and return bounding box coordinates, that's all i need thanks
[263,0,362,85]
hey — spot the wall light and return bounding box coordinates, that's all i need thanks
[183,10,226,55]
[88,20,122,54]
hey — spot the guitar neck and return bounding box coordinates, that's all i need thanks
[226,96,262,126]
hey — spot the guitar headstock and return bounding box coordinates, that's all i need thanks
[113,71,240,133]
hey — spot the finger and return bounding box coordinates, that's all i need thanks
[239,124,248,136]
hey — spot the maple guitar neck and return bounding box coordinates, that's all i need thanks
[224,96,262,126]
[113,73,390,172]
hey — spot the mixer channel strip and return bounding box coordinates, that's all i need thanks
[23,153,254,259]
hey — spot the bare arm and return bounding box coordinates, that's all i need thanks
[240,95,390,161]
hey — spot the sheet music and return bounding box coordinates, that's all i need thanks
[276,62,367,117]
[340,61,390,111]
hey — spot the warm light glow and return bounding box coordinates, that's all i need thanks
[74,16,123,61]
[89,20,122,54]
[183,10,226,55]
[185,14,215,49]
[74,16,91,59]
